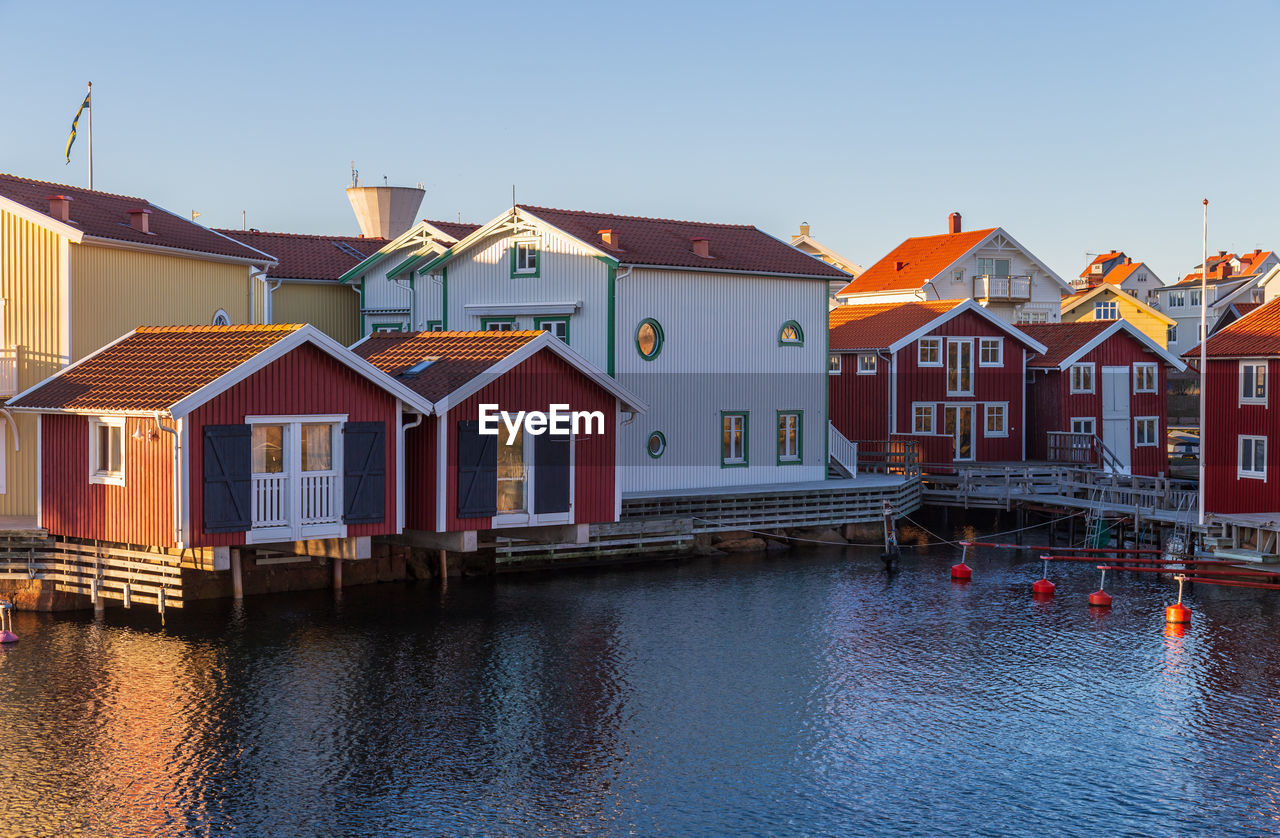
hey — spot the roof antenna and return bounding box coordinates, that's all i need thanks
[383,175,388,186]
[512,184,516,207]
[350,161,359,188]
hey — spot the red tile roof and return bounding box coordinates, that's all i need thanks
[1173,250,1275,286]
[835,229,997,295]
[352,331,542,401]
[1104,261,1144,285]
[0,173,273,264]
[1233,302,1262,316]
[9,325,303,411]
[427,220,480,242]
[1190,296,1280,358]
[1079,251,1125,279]
[828,301,963,351]
[517,205,848,279]
[216,229,385,280]
[1019,322,1114,368]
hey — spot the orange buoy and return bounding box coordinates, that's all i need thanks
[1032,577,1056,596]
[951,562,972,581]
[1088,589,1113,608]
[1166,602,1191,624]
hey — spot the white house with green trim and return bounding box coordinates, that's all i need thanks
[372,204,851,493]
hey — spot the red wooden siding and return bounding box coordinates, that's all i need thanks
[1204,358,1279,514]
[404,419,437,531]
[41,414,176,546]
[435,348,617,532]
[187,343,401,546]
[829,353,890,442]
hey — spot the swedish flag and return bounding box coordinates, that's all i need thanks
[65,89,91,164]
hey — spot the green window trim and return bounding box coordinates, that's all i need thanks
[425,320,444,331]
[480,317,517,331]
[647,431,667,459]
[635,317,664,361]
[776,409,804,465]
[510,240,541,278]
[370,320,408,333]
[778,320,805,347]
[534,316,570,343]
[720,410,749,468]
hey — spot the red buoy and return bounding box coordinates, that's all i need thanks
[951,562,972,581]
[1088,589,1113,608]
[1032,577,1056,596]
[1166,602,1191,624]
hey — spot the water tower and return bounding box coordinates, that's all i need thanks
[345,165,425,240]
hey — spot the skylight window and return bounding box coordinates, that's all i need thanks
[403,356,441,376]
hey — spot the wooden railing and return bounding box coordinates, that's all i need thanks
[254,474,340,530]
[855,439,921,477]
[1046,431,1125,472]
[827,422,858,478]
[0,348,16,398]
[253,475,289,527]
[299,474,340,525]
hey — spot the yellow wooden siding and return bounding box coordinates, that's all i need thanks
[0,207,64,518]
[272,282,359,346]
[70,245,257,359]
[1062,290,1170,348]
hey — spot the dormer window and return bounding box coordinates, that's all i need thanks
[511,240,539,277]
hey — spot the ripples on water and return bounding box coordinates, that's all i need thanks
[3,529,1280,837]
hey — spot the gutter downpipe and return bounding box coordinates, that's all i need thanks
[155,412,181,546]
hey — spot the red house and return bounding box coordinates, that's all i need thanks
[1021,321,1186,475]
[829,299,1046,468]
[353,330,645,548]
[7,324,429,551]
[1188,298,1280,514]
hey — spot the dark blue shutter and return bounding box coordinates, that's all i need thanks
[343,422,386,525]
[203,425,252,533]
[457,420,497,518]
[534,434,571,514]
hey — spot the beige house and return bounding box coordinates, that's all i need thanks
[0,173,276,519]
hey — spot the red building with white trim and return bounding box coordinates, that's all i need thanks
[829,299,1046,469]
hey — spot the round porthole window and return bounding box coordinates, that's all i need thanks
[647,431,666,458]
[636,318,664,360]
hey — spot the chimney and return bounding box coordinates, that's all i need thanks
[1125,257,1132,264]
[1221,262,1232,279]
[46,194,72,222]
[895,260,907,271]
[127,208,152,234]
[691,237,711,258]
[948,212,962,234]
[1218,250,1227,257]
[799,222,811,237]
[598,228,620,249]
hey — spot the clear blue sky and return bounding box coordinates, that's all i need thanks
[2,0,1277,284]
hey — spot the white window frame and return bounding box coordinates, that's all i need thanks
[1240,360,1268,405]
[857,353,877,375]
[828,354,842,375]
[1071,417,1096,436]
[88,416,126,487]
[1070,363,1096,394]
[1134,416,1158,447]
[918,338,942,367]
[946,338,974,396]
[244,414,348,543]
[978,337,1003,367]
[777,411,802,463]
[1239,434,1267,480]
[1094,301,1119,320]
[212,308,231,326]
[513,239,539,275]
[1190,289,1201,307]
[721,413,748,466]
[912,403,935,435]
[1169,291,1186,308]
[1133,363,1158,394]
[984,403,1008,438]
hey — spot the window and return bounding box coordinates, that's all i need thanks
[953,270,964,284]
[511,240,539,277]
[647,431,666,459]
[535,317,569,343]
[1135,417,1158,447]
[88,417,125,486]
[828,354,842,375]
[1167,324,1177,344]
[913,403,935,434]
[481,318,516,332]
[301,423,334,471]
[1241,361,1268,404]
[721,412,748,467]
[212,309,230,326]
[947,339,973,395]
[252,424,285,474]
[858,353,877,374]
[497,426,526,511]
[977,258,1010,277]
[1239,435,1267,479]
[1070,363,1095,394]
[777,411,802,464]
[372,322,406,333]
[1071,417,1096,436]
[636,318,664,360]
[1169,291,1186,307]
[978,338,1003,367]
[425,320,444,332]
[1094,301,1119,320]
[778,321,804,346]
[985,403,1008,437]
[918,338,942,366]
[1134,363,1158,393]
[1019,310,1049,324]
[1190,290,1201,307]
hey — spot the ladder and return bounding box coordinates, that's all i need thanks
[1083,480,1109,548]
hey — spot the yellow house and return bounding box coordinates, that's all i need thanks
[790,223,861,307]
[1060,282,1174,348]
[0,173,277,520]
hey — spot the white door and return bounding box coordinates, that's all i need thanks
[1101,366,1130,473]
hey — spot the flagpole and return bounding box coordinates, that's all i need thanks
[86,81,93,190]
[1198,198,1208,527]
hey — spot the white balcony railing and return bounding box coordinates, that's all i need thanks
[252,475,289,528]
[828,421,859,478]
[299,474,340,525]
[0,349,16,398]
[973,274,1032,301]
[252,473,340,531]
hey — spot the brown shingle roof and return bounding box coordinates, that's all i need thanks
[352,331,542,401]
[8,325,302,412]
[216,229,385,280]
[828,300,964,351]
[0,173,273,263]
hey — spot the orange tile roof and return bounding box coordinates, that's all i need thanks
[352,331,542,401]
[9,325,303,411]
[1173,250,1274,286]
[829,300,963,351]
[1190,297,1280,357]
[1079,251,1125,279]
[1104,261,1144,285]
[835,229,996,295]
[1019,322,1114,368]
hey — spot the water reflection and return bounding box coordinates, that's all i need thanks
[2,546,1280,836]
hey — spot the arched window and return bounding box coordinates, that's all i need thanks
[635,318,664,360]
[212,309,231,326]
[778,320,804,346]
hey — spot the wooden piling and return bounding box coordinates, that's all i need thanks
[332,556,343,590]
[231,549,244,600]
